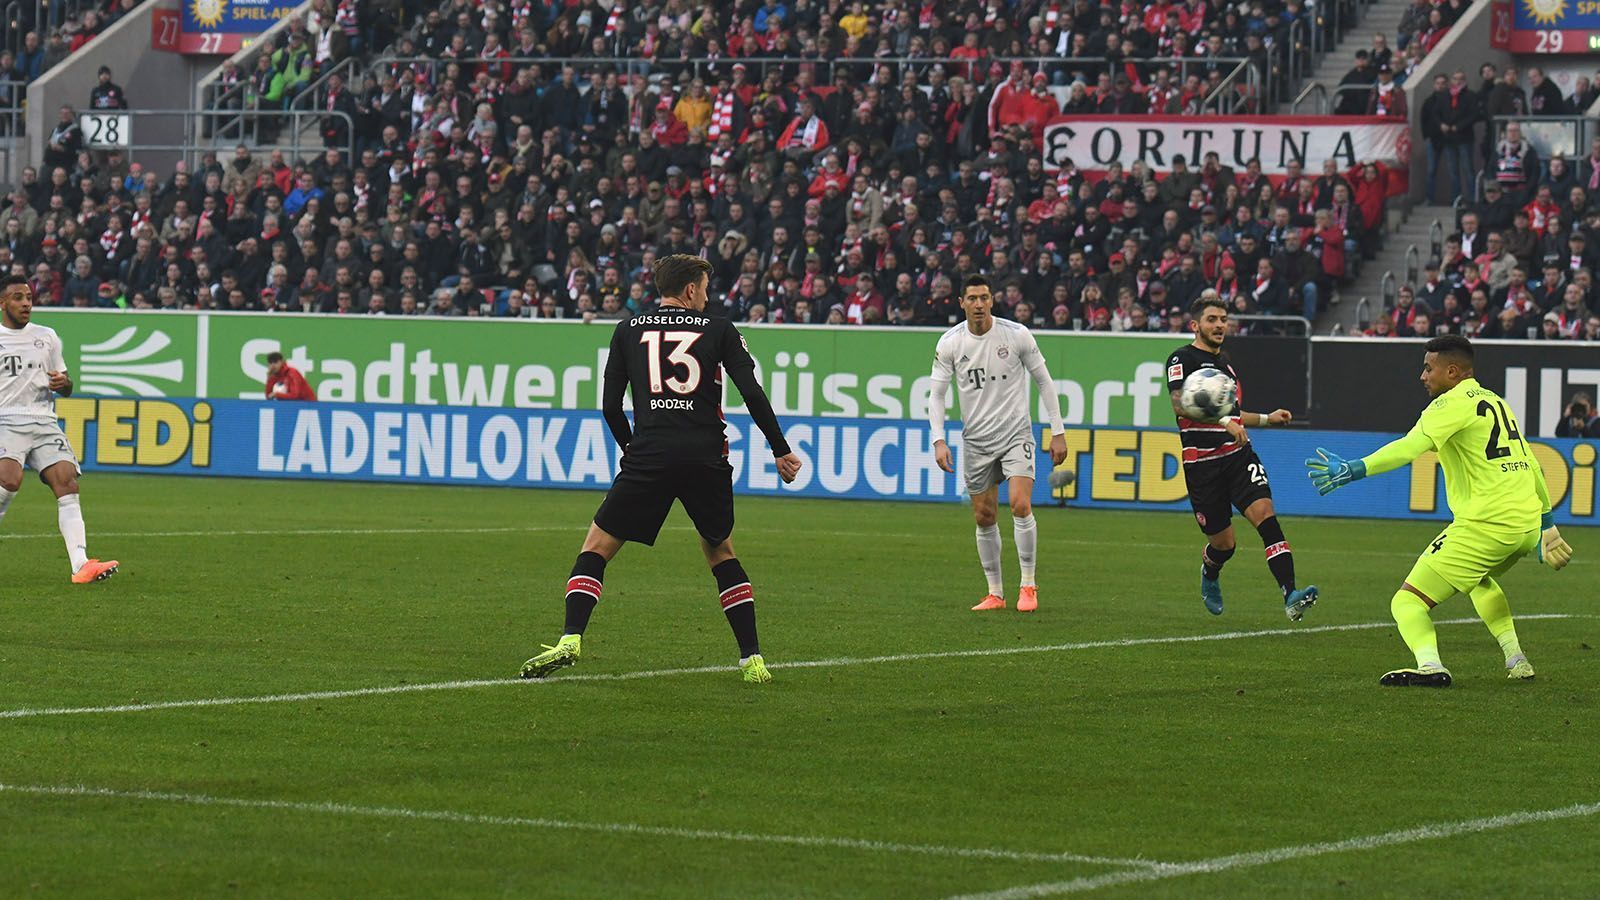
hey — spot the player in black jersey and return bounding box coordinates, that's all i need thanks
[1165,293,1319,621]
[520,255,802,684]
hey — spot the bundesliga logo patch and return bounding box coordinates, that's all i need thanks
[1168,363,1183,381]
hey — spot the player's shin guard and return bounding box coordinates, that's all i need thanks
[57,493,88,573]
[563,551,606,636]
[975,524,1004,596]
[1256,516,1295,599]
[1470,577,1524,664]
[1202,543,1235,580]
[713,558,760,659]
[1013,514,1037,587]
[1391,589,1443,671]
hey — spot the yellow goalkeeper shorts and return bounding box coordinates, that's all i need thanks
[1403,521,1540,604]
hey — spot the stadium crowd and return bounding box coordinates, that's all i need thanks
[3,0,1595,342]
[0,0,149,129]
[1360,64,1600,342]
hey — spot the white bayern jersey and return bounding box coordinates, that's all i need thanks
[927,318,1064,453]
[0,322,67,426]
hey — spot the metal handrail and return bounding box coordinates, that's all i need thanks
[79,107,353,173]
[1429,219,1444,259]
[3,2,19,55]
[1381,270,1398,310]
[1405,244,1420,286]
[1234,313,1314,335]
[1489,114,1600,168]
[0,76,24,137]
[1198,57,1258,115]
[1291,82,1328,115]
[1354,296,1372,329]
[371,53,1261,86]
[288,56,359,112]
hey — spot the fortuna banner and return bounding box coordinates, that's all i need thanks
[1042,115,1411,174]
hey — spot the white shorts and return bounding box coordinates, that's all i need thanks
[963,437,1036,496]
[0,421,80,479]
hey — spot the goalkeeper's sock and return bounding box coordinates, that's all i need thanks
[1202,543,1235,580]
[563,551,606,635]
[975,523,1004,596]
[0,486,14,526]
[57,493,88,573]
[1013,514,1037,587]
[714,558,759,658]
[1470,576,1524,664]
[1256,516,1295,599]
[1391,589,1443,671]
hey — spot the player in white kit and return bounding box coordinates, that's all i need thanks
[0,276,118,583]
[928,275,1067,612]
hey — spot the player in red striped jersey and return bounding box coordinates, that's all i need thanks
[1165,293,1319,620]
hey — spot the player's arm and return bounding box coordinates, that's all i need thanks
[602,323,633,451]
[1304,423,1434,495]
[47,336,70,397]
[928,340,955,473]
[1165,355,1187,418]
[1238,408,1291,427]
[723,324,800,482]
[1019,329,1067,464]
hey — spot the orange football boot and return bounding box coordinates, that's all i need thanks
[971,594,1006,611]
[71,559,119,584]
[1017,586,1038,612]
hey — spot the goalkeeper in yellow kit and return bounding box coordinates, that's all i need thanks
[1305,336,1574,687]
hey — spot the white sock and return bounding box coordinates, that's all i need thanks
[1014,514,1037,586]
[0,486,14,526]
[57,493,88,573]
[975,524,1004,596]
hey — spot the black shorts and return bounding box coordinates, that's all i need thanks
[1184,447,1273,536]
[592,459,736,547]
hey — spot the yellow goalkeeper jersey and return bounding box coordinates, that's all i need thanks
[1409,378,1544,531]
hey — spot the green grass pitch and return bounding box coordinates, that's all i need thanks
[1,474,1597,897]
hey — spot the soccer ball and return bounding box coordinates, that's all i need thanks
[1179,367,1238,421]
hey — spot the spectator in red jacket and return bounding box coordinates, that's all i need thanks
[265,351,316,401]
[1310,209,1346,280]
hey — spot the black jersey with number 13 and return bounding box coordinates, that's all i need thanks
[603,306,792,465]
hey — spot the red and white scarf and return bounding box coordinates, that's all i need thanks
[796,115,821,149]
[604,4,623,37]
[709,90,736,139]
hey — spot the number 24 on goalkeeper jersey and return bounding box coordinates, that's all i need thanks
[1410,377,1545,531]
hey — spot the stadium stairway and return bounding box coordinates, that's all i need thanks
[1278,2,1413,114]
[1330,203,1454,332]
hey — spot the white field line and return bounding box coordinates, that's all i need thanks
[0,615,1581,721]
[0,522,1588,565]
[0,782,1161,870]
[946,800,1600,898]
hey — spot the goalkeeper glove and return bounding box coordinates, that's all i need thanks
[1304,447,1366,496]
[1539,511,1573,571]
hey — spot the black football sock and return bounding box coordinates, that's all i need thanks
[1202,543,1235,581]
[1256,516,1296,598]
[713,558,760,658]
[563,551,607,635]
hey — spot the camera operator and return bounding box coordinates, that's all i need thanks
[1556,391,1600,437]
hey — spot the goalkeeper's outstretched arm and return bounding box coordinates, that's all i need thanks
[1358,428,1435,477]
